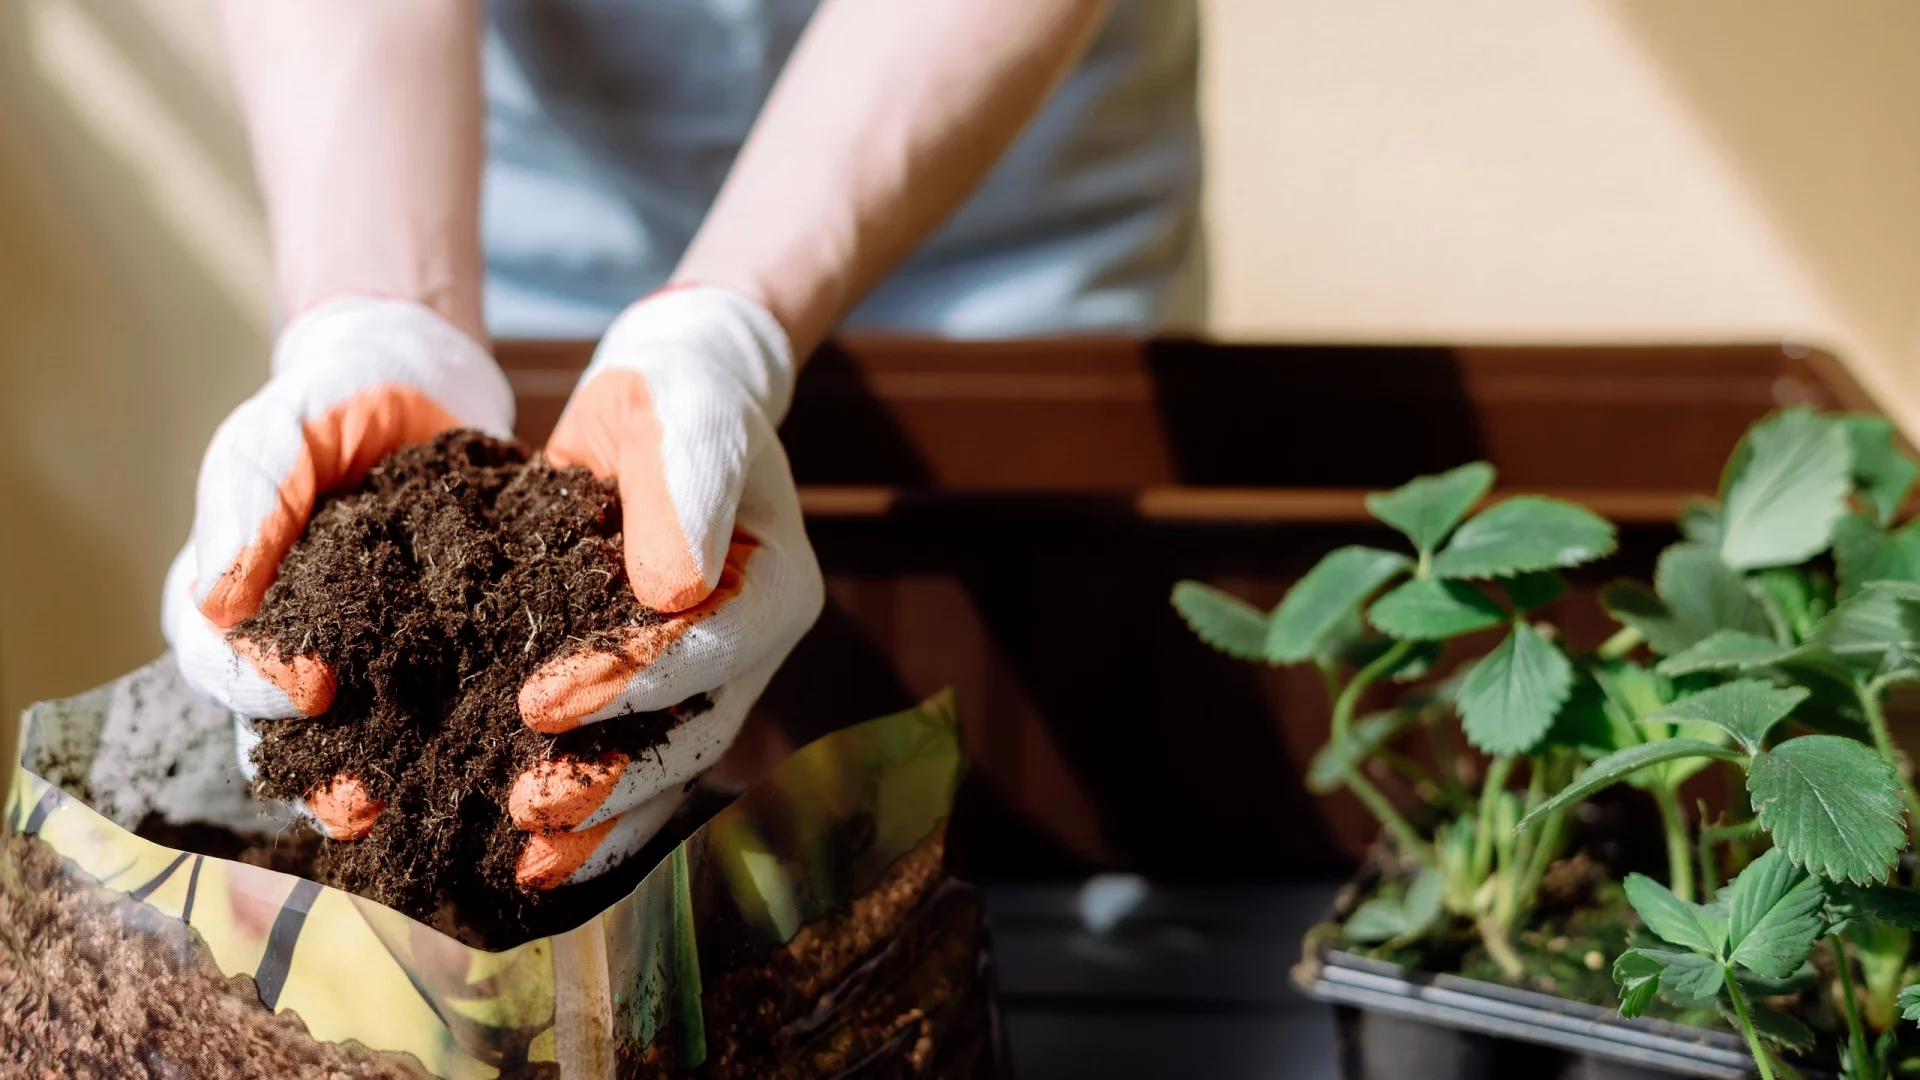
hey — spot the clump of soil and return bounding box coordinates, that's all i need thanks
[0,834,436,1079]
[235,429,701,947]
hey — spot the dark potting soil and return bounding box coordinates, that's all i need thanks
[624,826,997,1080]
[234,429,702,949]
[0,834,435,1080]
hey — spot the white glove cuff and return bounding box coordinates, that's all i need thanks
[591,286,797,424]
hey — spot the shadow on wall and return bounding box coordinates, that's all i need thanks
[0,0,271,807]
[1616,0,1920,425]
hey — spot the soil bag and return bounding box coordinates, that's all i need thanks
[0,656,997,1079]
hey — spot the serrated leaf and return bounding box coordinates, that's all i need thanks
[1840,883,1920,931]
[1500,569,1567,611]
[1842,414,1919,527]
[1748,736,1907,885]
[1432,496,1618,580]
[1680,498,1723,547]
[1834,514,1920,600]
[1626,872,1729,955]
[1731,1001,1816,1052]
[1542,675,1619,757]
[1899,983,1920,1022]
[1368,578,1506,640]
[1458,623,1574,755]
[1655,631,1795,677]
[1267,547,1412,663]
[1365,462,1496,555]
[1648,680,1809,755]
[1342,896,1410,944]
[1733,962,1819,998]
[1726,849,1825,978]
[1807,581,1920,678]
[1171,581,1269,661]
[1516,739,1745,831]
[1657,543,1773,650]
[1655,950,1726,1003]
[1613,949,1665,1018]
[1720,408,1852,571]
[1308,709,1419,794]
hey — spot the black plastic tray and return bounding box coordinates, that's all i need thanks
[1297,950,1758,1079]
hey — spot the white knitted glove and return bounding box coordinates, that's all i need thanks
[161,296,514,838]
[505,286,824,889]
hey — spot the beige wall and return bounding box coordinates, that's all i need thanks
[4,0,1920,744]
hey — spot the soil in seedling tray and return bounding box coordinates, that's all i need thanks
[235,429,706,949]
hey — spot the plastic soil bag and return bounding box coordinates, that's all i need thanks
[0,656,998,1079]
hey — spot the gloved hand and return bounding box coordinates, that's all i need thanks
[504,285,824,890]
[161,295,514,830]
[163,296,515,716]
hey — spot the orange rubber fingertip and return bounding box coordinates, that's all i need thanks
[308,775,383,841]
[232,637,337,717]
[515,819,618,891]
[507,753,629,831]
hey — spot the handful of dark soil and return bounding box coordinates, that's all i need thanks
[236,429,697,948]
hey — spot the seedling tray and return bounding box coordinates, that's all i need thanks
[1299,949,1758,1079]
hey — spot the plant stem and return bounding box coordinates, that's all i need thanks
[1473,756,1515,882]
[1516,807,1565,914]
[670,844,707,1069]
[1597,625,1644,661]
[1652,785,1695,905]
[1832,935,1873,1080]
[1722,966,1777,1080]
[1858,678,1920,833]
[1345,766,1435,866]
[1429,717,1467,803]
[1375,748,1438,791]
[1332,640,1416,743]
[1476,917,1526,982]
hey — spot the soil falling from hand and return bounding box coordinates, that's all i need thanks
[236,430,696,948]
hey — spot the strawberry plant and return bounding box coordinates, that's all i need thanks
[1176,406,1920,1076]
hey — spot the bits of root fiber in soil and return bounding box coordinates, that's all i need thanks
[235,429,705,949]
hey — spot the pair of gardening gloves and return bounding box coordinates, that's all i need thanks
[161,288,824,890]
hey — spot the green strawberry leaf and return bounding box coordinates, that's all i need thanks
[1626,872,1729,955]
[1365,462,1496,555]
[1307,709,1420,794]
[1719,407,1852,571]
[1806,581,1920,679]
[1680,498,1723,547]
[1842,414,1919,527]
[1899,983,1920,1022]
[1500,569,1567,611]
[1266,547,1412,663]
[1655,631,1795,678]
[1402,868,1444,936]
[1654,950,1726,1003]
[1834,514,1920,600]
[1613,949,1665,1018]
[1647,679,1809,755]
[1601,581,1696,657]
[1170,581,1269,662]
[1656,543,1774,648]
[1341,896,1410,944]
[1725,849,1825,978]
[1838,883,1920,931]
[1516,739,1745,832]
[1368,578,1506,640]
[1748,735,1907,885]
[1457,623,1574,755]
[1432,496,1618,580]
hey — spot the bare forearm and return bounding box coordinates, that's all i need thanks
[674,0,1109,357]
[220,0,487,343]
